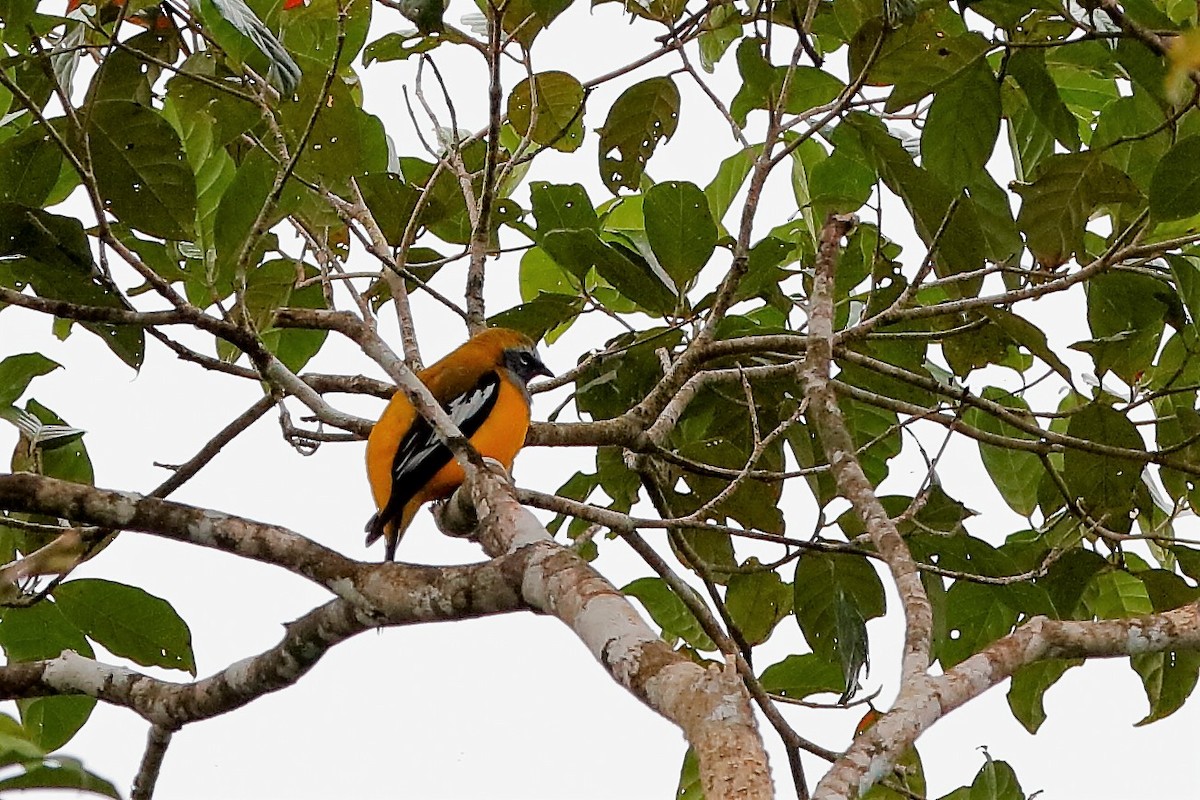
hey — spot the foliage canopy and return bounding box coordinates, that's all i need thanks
[3,0,1200,796]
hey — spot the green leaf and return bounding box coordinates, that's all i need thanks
[86,101,197,241]
[519,246,577,300]
[1002,80,1055,182]
[597,77,680,194]
[495,0,571,47]
[676,748,704,800]
[1040,548,1108,619]
[963,389,1042,517]
[487,294,584,342]
[791,397,902,505]
[1006,659,1080,734]
[787,137,826,245]
[1149,135,1200,221]
[940,581,1017,668]
[575,328,685,421]
[704,145,760,223]
[199,0,301,93]
[793,552,885,663]
[698,3,741,71]
[0,722,46,767]
[362,29,444,63]
[724,565,792,646]
[0,121,65,207]
[922,58,1000,190]
[53,579,196,675]
[0,353,60,409]
[966,174,1022,265]
[1165,255,1200,330]
[730,38,844,125]
[541,229,677,314]
[1083,569,1153,619]
[810,125,876,220]
[1131,649,1200,725]
[278,76,388,193]
[210,149,276,299]
[279,0,372,68]
[1006,48,1081,152]
[0,756,120,798]
[531,182,598,234]
[164,54,261,150]
[941,317,1028,377]
[1014,152,1140,268]
[1063,404,1145,535]
[0,601,94,662]
[730,235,793,308]
[244,260,329,373]
[18,696,95,752]
[982,307,1074,385]
[0,204,144,369]
[643,180,717,287]
[87,30,179,105]
[622,577,716,651]
[672,528,737,583]
[508,71,585,153]
[356,172,421,247]
[758,653,845,699]
[1081,270,1170,383]
[860,12,989,111]
[965,756,1024,800]
[1169,545,1200,584]
[1093,93,1171,192]
[845,112,987,280]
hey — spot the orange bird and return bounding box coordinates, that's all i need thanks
[365,328,552,559]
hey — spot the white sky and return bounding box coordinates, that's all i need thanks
[3,1,1200,797]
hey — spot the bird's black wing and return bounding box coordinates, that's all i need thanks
[374,371,502,530]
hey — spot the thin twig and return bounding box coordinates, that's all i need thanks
[130,725,174,800]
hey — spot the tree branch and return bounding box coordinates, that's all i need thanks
[130,725,173,800]
[801,213,933,683]
[439,464,775,799]
[813,603,1200,799]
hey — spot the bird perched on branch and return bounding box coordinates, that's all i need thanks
[365,327,552,559]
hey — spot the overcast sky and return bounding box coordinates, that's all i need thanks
[3,1,1200,797]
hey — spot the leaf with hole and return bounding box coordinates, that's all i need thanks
[86,101,197,241]
[54,578,196,674]
[597,77,680,194]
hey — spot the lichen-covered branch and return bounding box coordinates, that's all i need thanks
[0,584,524,727]
[814,603,1200,799]
[801,213,934,686]
[439,464,774,800]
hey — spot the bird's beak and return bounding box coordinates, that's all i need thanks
[534,357,554,379]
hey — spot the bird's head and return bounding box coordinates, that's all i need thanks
[472,328,554,385]
[503,343,554,385]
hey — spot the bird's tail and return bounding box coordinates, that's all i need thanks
[364,513,403,561]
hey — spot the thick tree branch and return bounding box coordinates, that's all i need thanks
[802,214,933,686]
[439,465,774,800]
[0,584,525,727]
[813,603,1200,799]
[0,473,523,617]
